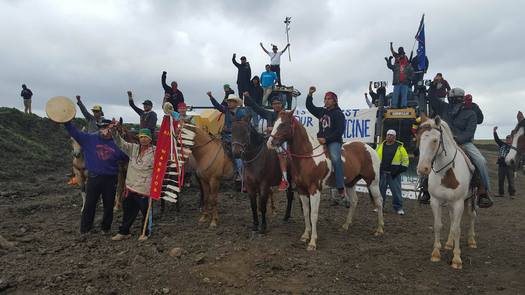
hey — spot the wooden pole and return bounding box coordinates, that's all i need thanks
[140,197,153,240]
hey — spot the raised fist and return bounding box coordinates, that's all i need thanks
[308,86,316,95]
[76,95,81,101]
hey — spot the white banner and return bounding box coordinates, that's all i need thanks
[293,107,378,143]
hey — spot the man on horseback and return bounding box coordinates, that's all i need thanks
[305,86,346,199]
[208,91,244,179]
[244,91,290,191]
[429,87,493,208]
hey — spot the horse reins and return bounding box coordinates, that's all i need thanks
[425,126,459,174]
[271,116,326,159]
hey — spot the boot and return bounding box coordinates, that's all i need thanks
[111,233,131,241]
[477,193,493,208]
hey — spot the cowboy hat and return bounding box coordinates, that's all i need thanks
[226,94,243,105]
[46,96,76,123]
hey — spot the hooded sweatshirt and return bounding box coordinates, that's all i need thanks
[306,94,345,144]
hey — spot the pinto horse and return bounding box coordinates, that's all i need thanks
[416,115,478,270]
[505,111,525,166]
[269,111,383,251]
[231,117,294,234]
[180,124,235,228]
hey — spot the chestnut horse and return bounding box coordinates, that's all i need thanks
[505,111,525,166]
[71,138,88,212]
[269,111,383,251]
[231,117,293,234]
[181,124,235,228]
[416,115,477,270]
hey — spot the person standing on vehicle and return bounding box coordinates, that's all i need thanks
[161,71,184,108]
[232,54,251,99]
[260,43,290,87]
[260,65,277,107]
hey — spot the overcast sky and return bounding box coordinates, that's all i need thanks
[1,0,523,138]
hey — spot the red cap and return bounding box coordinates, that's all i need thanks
[464,94,473,107]
[177,102,187,109]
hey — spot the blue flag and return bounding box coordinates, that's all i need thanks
[415,14,427,71]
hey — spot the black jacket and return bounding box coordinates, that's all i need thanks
[248,83,263,106]
[129,99,158,135]
[161,72,184,107]
[429,97,477,145]
[232,57,251,87]
[21,88,33,99]
[245,95,278,126]
[306,95,345,144]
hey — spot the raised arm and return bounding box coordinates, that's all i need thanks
[385,56,394,70]
[111,130,135,157]
[281,43,290,54]
[428,96,448,117]
[161,71,171,92]
[305,87,323,119]
[364,93,373,108]
[244,92,272,120]
[390,42,398,57]
[127,91,144,116]
[64,121,88,145]
[76,96,95,121]
[493,127,504,147]
[259,42,269,54]
[232,53,240,67]
[208,92,226,113]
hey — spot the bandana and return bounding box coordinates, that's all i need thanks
[325,91,338,102]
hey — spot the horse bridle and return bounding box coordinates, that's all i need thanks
[231,121,266,164]
[421,126,458,174]
[269,116,325,159]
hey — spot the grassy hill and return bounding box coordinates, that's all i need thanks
[0,107,86,180]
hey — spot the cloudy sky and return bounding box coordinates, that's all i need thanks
[1,0,523,138]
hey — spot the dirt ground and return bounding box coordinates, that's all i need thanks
[1,147,524,295]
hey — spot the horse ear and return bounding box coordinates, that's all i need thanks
[518,111,524,123]
[435,115,442,126]
[420,113,428,123]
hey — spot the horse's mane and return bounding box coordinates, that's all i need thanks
[288,114,321,147]
[513,119,525,135]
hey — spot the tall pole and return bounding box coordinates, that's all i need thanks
[284,17,292,62]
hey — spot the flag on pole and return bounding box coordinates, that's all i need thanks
[150,115,177,199]
[415,14,427,72]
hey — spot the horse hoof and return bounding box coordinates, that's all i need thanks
[451,262,463,270]
[198,216,208,224]
[444,243,453,250]
[209,222,217,229]
[300,235,309,243]
[307,244,317,251]
[374,229,384,236]
[468,239,477,249]
[431,248,441,262]
[341,224,350,231]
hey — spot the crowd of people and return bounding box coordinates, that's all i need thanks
[17,39,519,240]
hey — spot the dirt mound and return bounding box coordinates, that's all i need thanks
[0,107,86,181]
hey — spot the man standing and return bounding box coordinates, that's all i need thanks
[76,95,105,133]
[385,51,413,108]
[428,73,451,101]
[260,65,277,107]
[21,84,33,114]
[232,54,251,98]
[430,88,493,208]
[111,127,155,241]
[493,126,516,198]
[305,87,346,200]
[376,129,409,215]
[161,71,184,108]
[260,43,290,87]
[127,91,158,139]
[65,119,128,239]
[248,76,264,127]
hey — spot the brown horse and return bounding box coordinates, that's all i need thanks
[181,124,235,228]
[231,117,293,234]
[505,111,525,166]
[269,110,384,251]
[71,138,88,211]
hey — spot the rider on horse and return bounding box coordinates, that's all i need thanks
[208,91,245,178]
[305,86,346,199]
[428,87,493,208]
[244,91,290,191]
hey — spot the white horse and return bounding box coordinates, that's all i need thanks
[416,115,477,270]
[505,111,524,166]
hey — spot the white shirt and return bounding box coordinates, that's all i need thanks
[267,51,283,65]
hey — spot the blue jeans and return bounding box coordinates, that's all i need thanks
[461,142,490,191]
[328,142,344,190]
[379,171,403,211]
[392,84,409,108]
